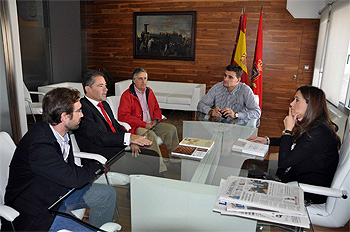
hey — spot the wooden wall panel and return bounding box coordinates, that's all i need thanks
[82,0,319,120]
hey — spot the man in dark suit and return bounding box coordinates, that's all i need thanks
[2,88,116,231]
[74,71,157,175]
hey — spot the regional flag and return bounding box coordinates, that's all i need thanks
[251,9,263,109]
[232,12,248,85]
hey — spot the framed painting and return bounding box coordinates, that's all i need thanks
[133,11,196,61]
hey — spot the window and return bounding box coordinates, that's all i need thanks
[312,1,350,110]
[340,51,350,109]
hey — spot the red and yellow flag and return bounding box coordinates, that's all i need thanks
[231,13,241,64]
[232,12,248,85]
[251,9,263,109]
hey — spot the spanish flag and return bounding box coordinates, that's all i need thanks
[232,12,248,85]
[251,9,263,109]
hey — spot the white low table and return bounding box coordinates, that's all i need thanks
[130,175,257,231]
[130,121,262,231]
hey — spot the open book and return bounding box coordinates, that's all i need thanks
[171,137,214,160]
[232,138,269,157]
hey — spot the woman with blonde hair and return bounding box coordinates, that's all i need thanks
[249,86,340,203]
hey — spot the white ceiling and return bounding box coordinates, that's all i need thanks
[286,0,334,19]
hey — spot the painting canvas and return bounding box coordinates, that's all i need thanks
[133,11,196,61]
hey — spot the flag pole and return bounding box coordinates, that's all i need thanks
[231,10,243,64]
[232,9,248,85]
[251,6,264,108]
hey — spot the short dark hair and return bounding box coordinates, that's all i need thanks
[226,64,243,79]
[82,70,105,93]
[132,68,148,81]
[42,88,80,125]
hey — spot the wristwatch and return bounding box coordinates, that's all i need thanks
[235,112,239,118]
[282,130,293,136]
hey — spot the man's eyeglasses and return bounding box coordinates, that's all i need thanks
[73,109,83,113]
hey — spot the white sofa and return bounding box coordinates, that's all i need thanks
[37,82,85,101]
[115,80,206,111]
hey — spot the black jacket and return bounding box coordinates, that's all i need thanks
[2,122,103,231]
[271,123,339,204]
[74,97,126,160]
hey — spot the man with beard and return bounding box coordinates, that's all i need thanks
[2,88,116,231]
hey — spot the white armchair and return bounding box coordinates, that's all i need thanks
[70,134,130,186]
[106,96,131,132]
[299,116,350,228]
[246,94,260,128]
[23,83,45,123]
[37,82,85,101]
[0,131,122,232]
[0,132,19,231]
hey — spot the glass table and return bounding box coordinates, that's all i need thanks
[55,120,313,231]
[115,120,311,231]
[180,120,260,185]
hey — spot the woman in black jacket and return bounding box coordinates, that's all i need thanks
[249,86,340,204]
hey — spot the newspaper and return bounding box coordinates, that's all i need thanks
[213,179,310,228]
[218,176,306,216]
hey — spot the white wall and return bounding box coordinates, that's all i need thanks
[287,0,326,19]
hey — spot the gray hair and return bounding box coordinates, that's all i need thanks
[82,70,105,94]
[132,68,148,81]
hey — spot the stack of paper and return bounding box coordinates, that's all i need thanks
[232,138,269,157]
[213,176,310,228]
[171,137,214,160]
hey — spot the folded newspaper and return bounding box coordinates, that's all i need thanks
[213,177,310,228]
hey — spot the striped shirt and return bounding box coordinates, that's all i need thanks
[197,82,261,123]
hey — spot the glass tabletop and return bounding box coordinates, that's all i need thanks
[56,120,313,231]
[111,120,312,231]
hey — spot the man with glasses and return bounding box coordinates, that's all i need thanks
[2,88,116,231]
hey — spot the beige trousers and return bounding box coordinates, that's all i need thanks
[137,122,179,172]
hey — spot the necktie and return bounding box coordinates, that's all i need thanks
[97,102,116,133]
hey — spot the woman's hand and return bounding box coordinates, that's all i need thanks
[247,136,267,144]
[284,107,297,131]
[130,144,141,157]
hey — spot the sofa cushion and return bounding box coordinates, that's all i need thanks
[154,92,170,103]
[166,94,191,105]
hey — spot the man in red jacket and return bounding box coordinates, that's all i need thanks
[118,68,179,172]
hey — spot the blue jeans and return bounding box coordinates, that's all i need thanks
[50,183,116,230]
